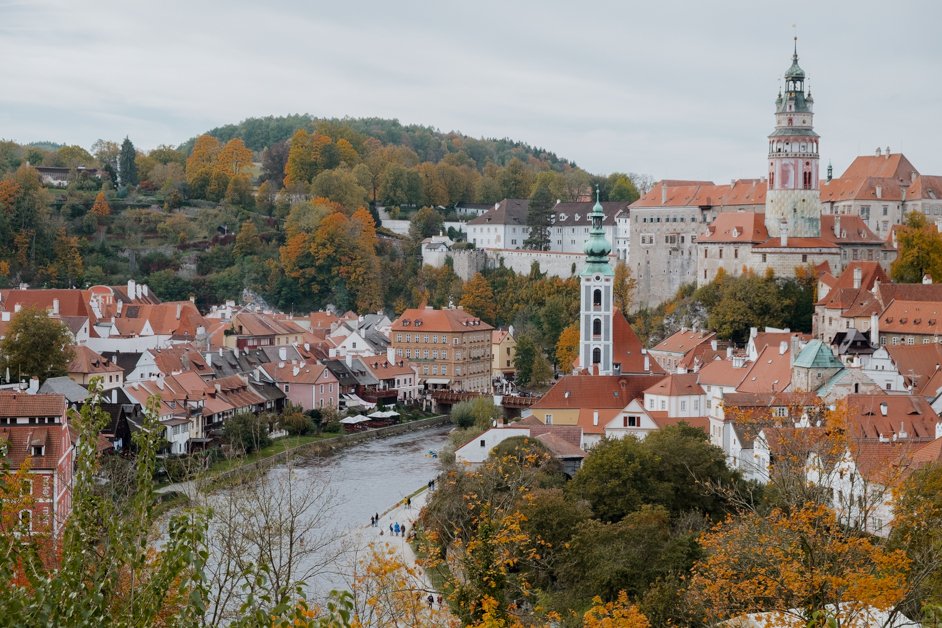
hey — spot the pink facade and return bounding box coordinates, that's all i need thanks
[262,362,339,412]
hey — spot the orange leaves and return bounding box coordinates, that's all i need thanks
[555,323,580,373]
[582,591,651,628]
[459,273,496,323]
[690,501,910,625]
[90,191,111,218]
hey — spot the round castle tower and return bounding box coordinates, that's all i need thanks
[765,38,821,238]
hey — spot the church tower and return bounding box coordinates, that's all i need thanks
[580,189,614,375]
[765,38,821,238]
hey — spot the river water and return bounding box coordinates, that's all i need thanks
[260,425,452,597]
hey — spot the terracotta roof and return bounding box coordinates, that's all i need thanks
[467,199,529,226]
[651,329,716,355]
[877,283,942,305]
[879,300,942,336]
[839,153,919,183]
[820,176,905,203]
[613,310,664,374]
[912,437,942,468]
[527,424,583,449]
[232,311,304,338]
[534,431,586,458]
[699,212,769,243]
[575,407,623,434]
[643,373,704,396]
[391,307,493,333]
[69,345,123,375]
[845,394,940,442]
[309,311,340,330]
[737,344,792,393]
[697,359,749,388]
[0,392,67,418]
[532,373,666,411]
[649,414,710,435]
[907,175,942,201]
[355,355,416,378]
[262,361,337,385]
[0,423,67,470]
[0,289,91,318]
[149,344,213,377]
[630,179,766,209]
[819,215,885,245]
[723,391,820,409]
[884,343,942,392]
[848,441,913,483]
[118,302,205,338]
[492,329,511,344]
[816,261,889,308]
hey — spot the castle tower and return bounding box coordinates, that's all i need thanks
[765,37,821,238]
[580,188,614,375]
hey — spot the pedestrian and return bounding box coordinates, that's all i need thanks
[394,522,401,536]
[427,594,434,609]
[437,595,443,608]
[407,497,411,508]
[389,523,393,535]
[370,515,375,527]
[402,524,407,537]
[375,512,379,522]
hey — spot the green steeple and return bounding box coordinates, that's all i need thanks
[785,36,805,81]
[583,186,613,276]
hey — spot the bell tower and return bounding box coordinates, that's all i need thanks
[765,37,821,238]
[580,188,614,375]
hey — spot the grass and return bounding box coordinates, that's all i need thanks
[208,432,339,475]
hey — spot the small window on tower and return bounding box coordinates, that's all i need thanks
[592,348,601,364]
[593,289,602,307]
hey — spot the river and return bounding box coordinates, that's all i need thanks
[243,425,451,598]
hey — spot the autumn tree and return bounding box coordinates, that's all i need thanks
[186,134,222,198]
[409,206,444,242]
[556,322,580,373]
[690,502,911,626]
[310,166,369,210]
[613,260,637,315]
[0,306,74,382]
[891,211,942,283]
[118,137,138,186]
[459,273,496,323]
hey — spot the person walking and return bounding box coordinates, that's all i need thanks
[394,522,401,536]
[427,594,434,610]
[389,523,393,535]
[407,496,411,509]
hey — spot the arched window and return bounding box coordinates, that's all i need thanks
[593,289,602,307]
[592,318,602,336]
[592,348,601,364]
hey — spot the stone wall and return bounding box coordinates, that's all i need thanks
[485,249,618,279]
[450,249,487,280]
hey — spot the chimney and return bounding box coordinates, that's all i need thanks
[206,352,212,368]
[886,145,891,156]
[875,185,883,199]
[880,401,888,416]
[779,341,788,355]
[711,339,718,351]
[142,284,149,297]
[52,298,59,315]
[593,410,599,426]
[27,377,39,394]
[875,147,882,156]
[292,366,300,377]
[176,304,182,320]
[278,346,287,361]
[870,313,880,345]
[726,346,733,359]
[128,279,136,299]
[853,267,862,289]
[643,354,650,372]
[14,303,21,313]
[111,389,117,404]
[116,300,123,316]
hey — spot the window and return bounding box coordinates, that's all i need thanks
[30,445,44,457]
[441,350,447,359]
[592,347,601,364]
[544,414,553,425]
[20,479,31,496]
[441,366,447,375]
[480,439,486,447]
[396,333,402,342]
[660,400,666,410]
[19,510,31,532]
[593,289,602,307]
[623,415,638,427]
[319,384,324,394]
[907,336,915,345]
[592,318,602,336]
[681,400,687,411]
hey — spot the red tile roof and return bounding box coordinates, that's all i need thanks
[840,153,919,183]
[737,345,792,393]
[697,359,749,388]
[533,374,666,419]
[613,310,664,374]
[631,180,767,209]
[0,423,67,470]
[699,212,769,243]
[883,343,942,392]
[907,175,942,201]
[651,329,716,355]
[0,393,67,418]
[816,261,888,309]
[643,373,704,396]
[879,300,942,336]
[391,307,493,333]
[845,394,940,442]
[69,345,123,375]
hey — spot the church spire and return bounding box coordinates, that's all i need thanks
[583,185,613,275]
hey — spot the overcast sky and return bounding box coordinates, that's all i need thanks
[2,0,939,182]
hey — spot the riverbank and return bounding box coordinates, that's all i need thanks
[157,415,451,495]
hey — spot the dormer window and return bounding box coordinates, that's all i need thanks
[31,445,44,457]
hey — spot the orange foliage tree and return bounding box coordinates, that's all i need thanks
[690,501,911,626]
[555,322,580,373]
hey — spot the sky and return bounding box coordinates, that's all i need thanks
[1,0,940,182]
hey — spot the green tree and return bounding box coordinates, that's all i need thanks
[451,397,502,430]
[607,172,640,203]
[891,211,942,283]
[525,173,555,250]
[568,424,741,523]
[310,167,369,210]
[0,306,74,382]
[409,206,444,242]
[223,412,272,454]
[890,462,942,619]
[498,158,532,199]
[118,137,138,186]
[513,333,538,387]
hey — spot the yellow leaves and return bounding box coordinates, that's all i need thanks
[90,191,111,218]
[459,273,496,323]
